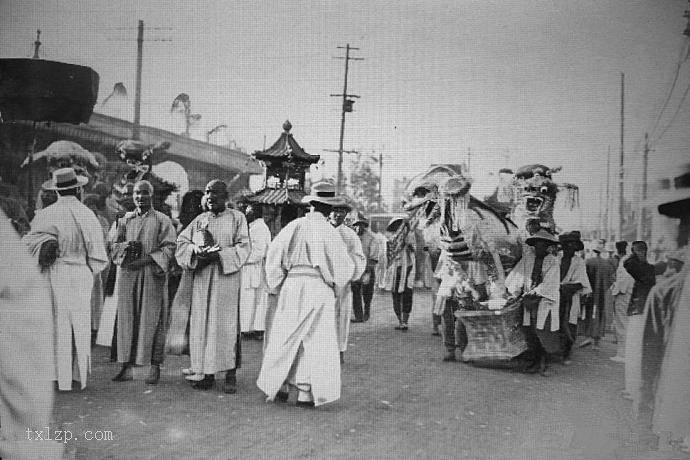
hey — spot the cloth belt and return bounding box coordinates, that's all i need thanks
[287,266,322,278]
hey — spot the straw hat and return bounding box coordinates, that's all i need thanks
[351,211,369,227]
[301,180,347,207]
[41,167,88,191]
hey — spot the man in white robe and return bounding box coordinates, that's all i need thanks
[1,210,63,459]
[257,180,354,407]
[239,204,271,340]
[23,168,107,391]
[175,180,250,393]
[330,202,366,362]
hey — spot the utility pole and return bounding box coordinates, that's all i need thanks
[378,149,383,211]
[636,133,650,240]
[133,20,144,140]
[331,44,363,194]
[106,21,171,139]
[617,72,625,241]
[467,147,471,175]
[604,145,611,240]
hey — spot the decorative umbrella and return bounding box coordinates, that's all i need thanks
[0,57,99,216]
[21,140,100,168]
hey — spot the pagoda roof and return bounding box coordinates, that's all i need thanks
[253,120,320,164]
[243,187,307,205]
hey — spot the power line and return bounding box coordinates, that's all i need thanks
[649,39,689,140]
[653,79,690,144]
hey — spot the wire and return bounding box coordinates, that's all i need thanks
[649,39,690,139]
[653,80,690,144]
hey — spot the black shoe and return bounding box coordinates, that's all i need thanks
[296,400,315,408]
[145,364,160,385]
[276,391,289,403]
[400,323,409,331]
[112,365,132,382]
[223,375,237,394]
[350,318,364,323]
[192,375,215,391]
[442,351,456,362]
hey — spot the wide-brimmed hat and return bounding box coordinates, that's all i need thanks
[42,167,88,191]
[301,180,347,207]
[526,229,559,246]
[332,195,352,211]
[351,211,369,227]
[559,231,584,250]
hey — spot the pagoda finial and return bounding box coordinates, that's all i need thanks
[283,120,292,133]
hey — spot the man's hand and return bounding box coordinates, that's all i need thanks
[360,272,370,285]
[38,240,59,272]
[123,256,153,270]
[195,248,220,271]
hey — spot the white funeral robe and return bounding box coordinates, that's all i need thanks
[257,211,354,406]
[505,248,560,331]
[239,218,271,333]
[560,255,592,324]
[176,209,250,374]
[24,196,107,390]
[335,224,366,352]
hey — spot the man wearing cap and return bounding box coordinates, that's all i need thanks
[610,241,634,362]
[558,231,591,362]
[351,212,379,323]
[23,168,108,391]
[175,180,250,393]
[506,229,561,374]
[109,180,177,385]
[239,203,272,341]
[329,201,365,362]
[581,239,615,348]
[257,180,354,407]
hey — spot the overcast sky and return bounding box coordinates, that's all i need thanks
[2,0,689,229]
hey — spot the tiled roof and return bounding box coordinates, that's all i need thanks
[252,121,320,164]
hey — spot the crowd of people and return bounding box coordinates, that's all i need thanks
[1,166,688,455]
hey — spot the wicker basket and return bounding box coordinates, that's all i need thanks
[455,300,528,361]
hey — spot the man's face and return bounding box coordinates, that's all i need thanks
[204,182,227,213]
[532,240,550,258]
[133,184,152,210]
[330,207,348,227]
[353,223,366,235]
[632,243,648,261]
[562,241,577,257]
[245,205,256,223]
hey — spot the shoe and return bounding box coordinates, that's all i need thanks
[350,318,364,323]
[276,391,289,403]
[185,373,205,381]
[112,365,132,382]
[400,322,409,331]
[145,364,160,385]
[578,338,593,348]
[610,356,625,363]
[431,329,441,337]
[394,323,404,330]
[223,376,237,394]
[181,367,194,376]
[363,313,370,322]
[191,375,215,391]
[442,351,456,362]
[296,400,315,408]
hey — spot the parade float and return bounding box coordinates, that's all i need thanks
[399,163,579,364]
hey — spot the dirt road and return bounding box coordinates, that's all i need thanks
[54,290,689,459]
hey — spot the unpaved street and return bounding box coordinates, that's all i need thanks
[55,290,689,459]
